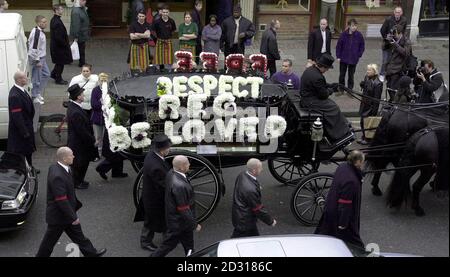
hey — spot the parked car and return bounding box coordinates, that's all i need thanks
[190,235,421,257]
[0,151,38,231]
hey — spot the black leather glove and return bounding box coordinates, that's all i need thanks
[359,81,365,89]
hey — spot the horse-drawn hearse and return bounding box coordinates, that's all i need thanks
[100,52,448,226]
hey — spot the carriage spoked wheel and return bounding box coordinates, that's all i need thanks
[133,151,222,223]
[290,172,334,226]
[39,114,68,148]
[268,156,319,185]
[131,161,143,173]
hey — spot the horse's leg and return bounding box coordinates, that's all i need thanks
[412,168,435,216]
[371,171,383,196]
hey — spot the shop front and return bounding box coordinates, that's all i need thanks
[418,0,449,36]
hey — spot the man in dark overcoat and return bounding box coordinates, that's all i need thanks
[70,0,90,67]
[299,53,351,142]
[231,158,276,238]
[315,150,365,248]
[260,19,281,77]
[50,4,72,85]
[36,147,106,257]
[151,155,201,257]
[135,135,171,251]
[7,71,36,166]
[307,18,331,64]
[220,5,255,57]
[66,84,96,189]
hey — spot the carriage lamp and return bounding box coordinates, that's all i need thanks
[311,118,323,162]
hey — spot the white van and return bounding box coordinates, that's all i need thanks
[0,13,29,140]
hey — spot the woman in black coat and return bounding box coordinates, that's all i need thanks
[358,64,383,145]
[50,5,73,84]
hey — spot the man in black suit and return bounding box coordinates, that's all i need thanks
[66,84,97,189]
[220,4,255,57]
[36,147,106,257]
[50,4,73,85]
[7,71,36,167]
[307,18,331,64]
[151,155,201,257]
[260,19,281,77]
[231,158,276,238]
[135,135,172,251]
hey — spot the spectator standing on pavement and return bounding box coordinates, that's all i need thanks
[320,0,338,34]
[413,59,445,103]
[271,59,301,90]
[220,4,256,57]
[69,64,98,118]
[153,5,177,70]
[0,0,9,13]
[315,150,365,248]
[70,0,90,67]
[307,18,331,64]
[90,73,108,157]
[151,155,201,257]
[135,135,172,252]
[36,147,107,257]
[202,14,222,56]
[178,11,198,57]
[191,0,203,64]
[260,19,281,77]
[67,84,97,190]
[336,19,365,91]
[231,158,276,238]
[379,6,407,82]
[384,28,411,101]
[129,10,152,73]
[357,64,383,145]
[7,71,36,167]
[130,0,144,24]
[50,5,72,85]
[28,15,50,105]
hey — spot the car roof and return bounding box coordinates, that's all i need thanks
[216,234,354,257]
[0,13,22,40]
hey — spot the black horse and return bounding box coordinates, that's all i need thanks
[386,125,449,216]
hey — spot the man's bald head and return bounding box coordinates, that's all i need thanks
[14,71,28,87]
[247,158,263,177]
[173,155,190,173]
[56,147,74,165]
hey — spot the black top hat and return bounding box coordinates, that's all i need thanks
[316,53,335,69]
[153,134,172,150]
[67,84,85,100]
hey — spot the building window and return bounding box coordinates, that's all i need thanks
[420,0,448,19]
[258,0,311,12]
[10,0,53,9]
[346,0,401,14]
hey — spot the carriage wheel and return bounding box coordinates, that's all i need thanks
[133,151,222,223]
[268,156,319,184]
[39,114,67,148]
[131,161,143,173]
[290,172,334,226]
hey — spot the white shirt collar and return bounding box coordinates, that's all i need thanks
[246,171,257,181]
[154,151,165,161]
[70,99,83,109]
[174,170,187,179]
[58,162,70,173]
[14,84,26,92]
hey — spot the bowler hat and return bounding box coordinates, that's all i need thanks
[67,84,85,100]
[316,54,335,69]
[153,134,172,150]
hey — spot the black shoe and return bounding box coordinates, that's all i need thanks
[141,242,157,251]
[92,248,107,257]
[96,168,108,180]
[112,173,128,178]
[75,182,89,189]
[55,79,68,85]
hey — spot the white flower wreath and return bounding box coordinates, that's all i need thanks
[159,95,181,120]
[164,121,183,145]
[246,77,264,99]
[218,75,234,95]
[156,76,173,95]
[131,122,152,149]
[238,117,259,142]
[232,76,249,98]
[108,125,132,152]
[215,118,237,142]
[203,75,218,97]
[187,75,204,95]
[173,76,189,98]
[264,115,287,139]
[213,93,237,118]
[182,119,206,143]
[187,94,207,119]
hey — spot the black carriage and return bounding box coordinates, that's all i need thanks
[108,71,355,224]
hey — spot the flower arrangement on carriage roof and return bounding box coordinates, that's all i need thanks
[101,51,287,154]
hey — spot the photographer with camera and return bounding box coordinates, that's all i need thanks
[413,60,445,103]
[379,6,407,82]
[384,27,411,102]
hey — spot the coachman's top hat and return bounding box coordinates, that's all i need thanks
[316,54,335,69]
[153,134,172,150]
[67,84,85,100]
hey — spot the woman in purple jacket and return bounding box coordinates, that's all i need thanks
[90,72,108,157]
[336,19,365,91]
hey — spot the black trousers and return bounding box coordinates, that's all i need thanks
[150,229,194,257]
[231,227,259,238]
[96,159,124,176]
[268,59,277,77]
[78,41,86,66]
[51,64,65,81]
[224,44,245,70]
[72,155,90,186]
[195,42,202,64]
[140,218,156,246]
[339,62,357,90]
[386,73,403,101]
[36,224,97,257]
[360,117,367,140]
